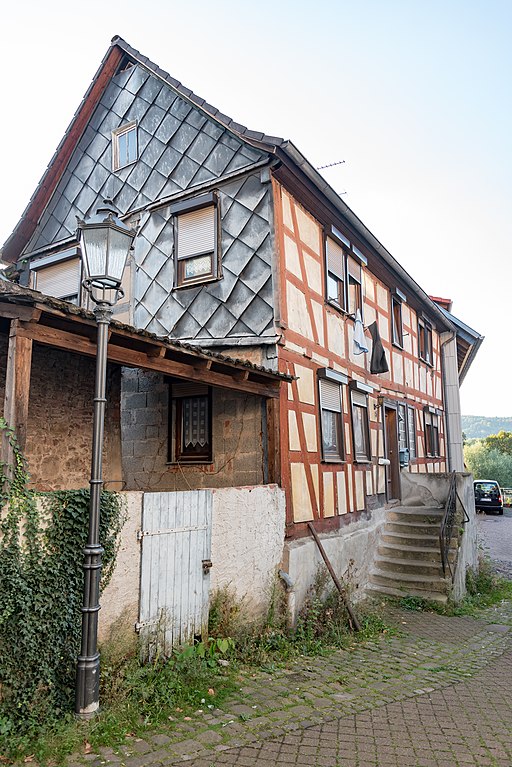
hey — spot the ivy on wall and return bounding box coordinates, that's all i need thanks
[0,418,125,732]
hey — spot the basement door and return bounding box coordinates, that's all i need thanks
[138,490,212,657]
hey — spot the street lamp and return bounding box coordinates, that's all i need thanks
[75,200,136,718]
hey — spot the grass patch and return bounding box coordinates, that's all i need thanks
[0,575,394,764]
[397,558,512,617]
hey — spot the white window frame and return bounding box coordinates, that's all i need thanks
[112,121,138,171]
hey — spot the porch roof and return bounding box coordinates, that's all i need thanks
[0,281,290,399]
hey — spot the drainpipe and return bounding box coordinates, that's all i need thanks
[440,332,456,472]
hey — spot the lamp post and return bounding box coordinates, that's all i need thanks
[75,200,136,718]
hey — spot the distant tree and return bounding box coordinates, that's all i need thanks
[464,442,512,488]
[484,430,512,456]
[462,431,467,445]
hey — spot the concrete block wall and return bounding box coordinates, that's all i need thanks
[120,368,266,491]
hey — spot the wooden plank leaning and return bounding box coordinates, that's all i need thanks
[307,521,361,632]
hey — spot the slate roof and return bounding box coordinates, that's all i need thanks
[111,37,287,150]
[0,36,456,333]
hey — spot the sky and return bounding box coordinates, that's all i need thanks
[1,0,510,416]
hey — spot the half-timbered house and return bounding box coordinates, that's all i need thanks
[1,36,482,616]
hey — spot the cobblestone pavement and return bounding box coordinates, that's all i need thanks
[477,508,512,579]
[76,601,512,767]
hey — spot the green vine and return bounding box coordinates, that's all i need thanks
[0,418,125,738]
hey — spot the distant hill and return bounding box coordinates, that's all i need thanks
[462,415,512,439]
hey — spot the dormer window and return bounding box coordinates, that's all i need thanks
[112,122,138,170]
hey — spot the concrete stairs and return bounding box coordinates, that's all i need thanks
[367,506,454,604]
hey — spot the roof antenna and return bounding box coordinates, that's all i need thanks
[316,160,346,170]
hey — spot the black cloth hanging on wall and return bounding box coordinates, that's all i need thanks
[368,321,389,374]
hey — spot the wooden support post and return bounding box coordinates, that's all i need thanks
[1,319,33,470]
[266,395,281,485]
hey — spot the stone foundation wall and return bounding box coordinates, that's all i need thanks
[283,506,387,619]
[121,369,265,491]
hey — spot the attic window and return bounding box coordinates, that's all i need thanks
[112,122,138,170]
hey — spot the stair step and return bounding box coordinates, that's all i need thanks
[366,583,448,604]
[387,507,444,524]
[381,531,440,548]
[374,556,443,576]
[385,521,443,535]
[370,570,450,594]
[378,542,455,563]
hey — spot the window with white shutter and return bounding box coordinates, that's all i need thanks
[31,257,81,304]
[172,194,219,287]
[318,376,344,462]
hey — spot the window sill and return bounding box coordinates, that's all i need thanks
[173,275,221,290]
[166,460,214,466]
[354,458,372,464]
[418,357,434,368]
[321,457,346,464]
[325,299,346,314]
[391,341,404,350]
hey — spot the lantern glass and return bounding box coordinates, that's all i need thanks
[81,225,110,284]
[78,200,135,291]
[106,226,134,284]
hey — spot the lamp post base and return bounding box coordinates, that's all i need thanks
[75,651,101,719]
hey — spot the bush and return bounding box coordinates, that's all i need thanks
[0,420,125,746]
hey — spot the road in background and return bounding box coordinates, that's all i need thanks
[477,507,512,579]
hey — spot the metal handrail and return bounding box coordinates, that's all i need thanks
[439,471,457,577]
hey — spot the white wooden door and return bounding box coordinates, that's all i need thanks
[138,490,212,657]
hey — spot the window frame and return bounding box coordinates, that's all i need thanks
[424,407,440,458]
[349,384,372,463]
[317,369,348,463]
[418,317,433,365]
[112,121,138,171]
[168,382,213,464]
[324,226,367,317]
[171,192,220,289]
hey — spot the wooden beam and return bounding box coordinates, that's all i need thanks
[1,320,33,471]
[266,395,281,485]
[147,346,167,358]
[193,358,213,371]
[0,304,41,322]
[17,322,281,399]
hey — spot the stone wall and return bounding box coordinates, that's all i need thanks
[121,369,265,491]
[0,331,122,490]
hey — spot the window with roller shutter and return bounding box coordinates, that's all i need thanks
[31,255,81,304]
[171,193,219,287]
